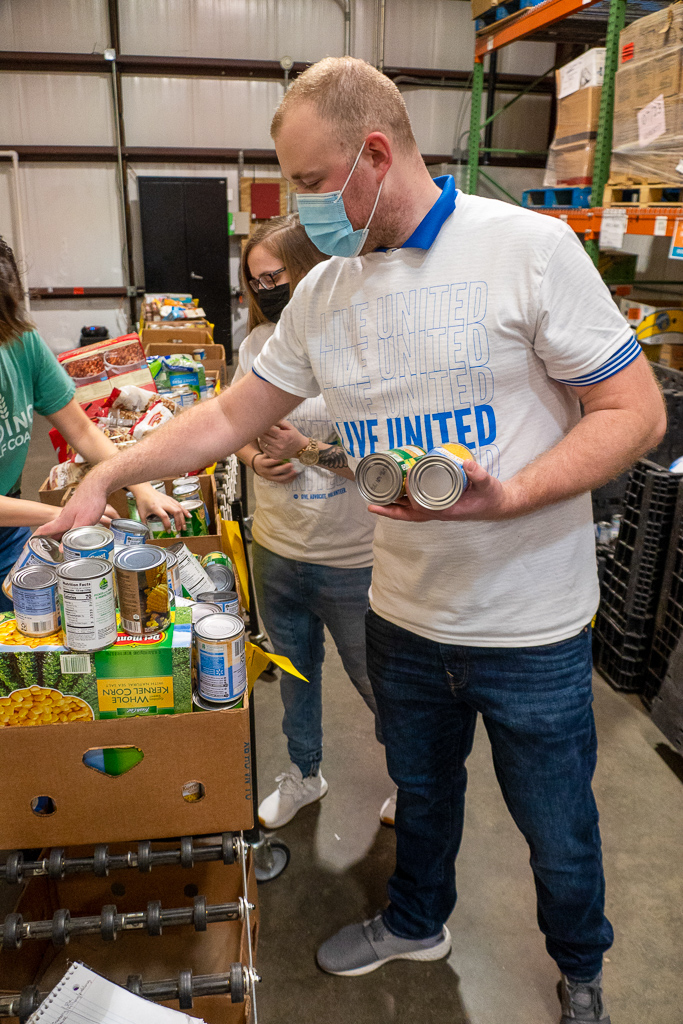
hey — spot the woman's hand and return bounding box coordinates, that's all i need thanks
[99,503,120,527]
[258,420,309,461]
[131,483,189,533]
[252,452,299,484]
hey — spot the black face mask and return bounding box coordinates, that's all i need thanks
[255,283,290,323]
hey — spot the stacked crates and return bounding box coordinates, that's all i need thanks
[643,485,683,707]
[594,460,681,692]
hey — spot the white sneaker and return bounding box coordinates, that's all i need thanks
[258,764,328,829]
[379,789,397,827]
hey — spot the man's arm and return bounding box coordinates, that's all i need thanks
[372,354,666,522]
[39,374,303,536]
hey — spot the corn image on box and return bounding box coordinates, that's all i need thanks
[0,608,191,727]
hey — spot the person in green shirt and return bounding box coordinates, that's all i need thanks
[0,237,186,609]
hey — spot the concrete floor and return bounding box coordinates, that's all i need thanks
[3,417,683,1023]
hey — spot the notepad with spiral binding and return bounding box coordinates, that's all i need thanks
[28,962,205,1024]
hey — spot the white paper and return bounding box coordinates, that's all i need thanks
[29,962,204,1024]
[599,209,628,250]
[676,159,683,175]
[637,94,666,148]
[654,216,668,237]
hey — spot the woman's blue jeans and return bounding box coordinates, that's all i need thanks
[252,541,380,778]
[366,609,613,982]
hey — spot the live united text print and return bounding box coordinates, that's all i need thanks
[318,280,500,477]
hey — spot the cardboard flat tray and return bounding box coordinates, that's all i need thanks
[0,703,253,847]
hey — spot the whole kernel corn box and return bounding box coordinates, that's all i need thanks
[0,608,191,727]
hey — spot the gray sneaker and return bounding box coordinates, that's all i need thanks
[316,913,452,977]
[559,972,611,1023]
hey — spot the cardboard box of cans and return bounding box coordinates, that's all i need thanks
[0,848,257,1024]
[0,607,192,726]
[0,695,252,846]
[38,471,218,531]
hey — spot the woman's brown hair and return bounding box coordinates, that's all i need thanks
[240,214,328,333]
[0,238,33,345]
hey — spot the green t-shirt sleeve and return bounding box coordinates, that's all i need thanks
[25,331,76,416]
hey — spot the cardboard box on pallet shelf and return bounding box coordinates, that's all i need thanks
[0,847,258,1024]
[0,607,193,726]
[610,5,683,185]
[141,322,216,349]
[544,50,604,188]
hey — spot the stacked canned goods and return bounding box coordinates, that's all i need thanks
[62,526,114,562]
[193,613,247,709]
[110,518,149,551]
[57,558,118,653]
[114,546,171,635]
[356,446,426,505]
[146,516,177,539]
[12,565,60,638]
[1,536,63,599]
[168,541,216,599]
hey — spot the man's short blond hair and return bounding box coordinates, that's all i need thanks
[271,57,418,159]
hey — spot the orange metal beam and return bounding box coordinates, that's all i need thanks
[475,0,604,58]
[530,207,680,240]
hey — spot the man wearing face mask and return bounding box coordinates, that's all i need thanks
[43,57,665,1024]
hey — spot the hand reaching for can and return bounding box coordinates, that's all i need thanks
[369,460,513,522]
[133,483,188,533]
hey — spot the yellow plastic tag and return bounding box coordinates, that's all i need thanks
[245,643,308,694]
[221,518,250,612]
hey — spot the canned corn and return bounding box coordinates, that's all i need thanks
[114,546,171,636]
[180,499,208,537]
[145,516,177,539]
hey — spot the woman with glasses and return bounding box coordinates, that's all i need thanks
[234,215,387,830]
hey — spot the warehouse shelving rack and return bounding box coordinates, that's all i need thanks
[463,0,683,264]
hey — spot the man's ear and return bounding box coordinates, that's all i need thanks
[365,132,393,181]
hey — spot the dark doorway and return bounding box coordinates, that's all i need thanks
[138,176,232,355]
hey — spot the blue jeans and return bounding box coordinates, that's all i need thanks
[0,525,31,613]
[366,609,613,982]
[252,541,380,777]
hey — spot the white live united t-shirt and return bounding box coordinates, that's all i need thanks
[234,322,375,569]
[253,190,637,647]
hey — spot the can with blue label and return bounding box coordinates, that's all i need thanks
[1,536,63,600]
[110,518,149,550]
[196,589,240,616]
[194,613,247,703]
[12,565,60,638]
[62,526,114,563]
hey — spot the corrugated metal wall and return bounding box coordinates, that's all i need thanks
[0,0,554,350]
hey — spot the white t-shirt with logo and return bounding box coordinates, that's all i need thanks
[252,192,637,647]
[234,323,375,569]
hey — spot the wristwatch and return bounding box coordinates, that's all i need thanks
[296,438,320,466]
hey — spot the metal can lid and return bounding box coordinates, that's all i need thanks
[110,518,149,538]
[205,564,234,589]
[409,456,465,510]
[149,480,166,492]
[193,690,242,711]
[168,541,188,556]
[13,565,59,590]
[180,499,203,511]
[196,590,237,603]
[194,612,244,641]
[145,515,165,526]
[28,536,63,562]
[165,549,177,567]
[57,557,112,580]
[114,546,167,571]
[63,525,114,550]
[191,602,222,622]
[356,454,404,505]
[172,477,193,488]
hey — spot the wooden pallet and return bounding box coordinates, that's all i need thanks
[603,182,683,207]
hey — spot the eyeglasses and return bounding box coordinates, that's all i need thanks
[248,267,286,292]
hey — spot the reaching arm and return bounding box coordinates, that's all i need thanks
[39,374,303,536]
[46,399,187,531]
[373,354,667,522]
[235,440,300,484]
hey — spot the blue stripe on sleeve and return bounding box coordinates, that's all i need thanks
[555,335,641,387]
[251,367,268,382]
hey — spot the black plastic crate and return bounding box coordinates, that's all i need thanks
[642,486,683,705]
[593,610,652,693]
[598,460,681,630]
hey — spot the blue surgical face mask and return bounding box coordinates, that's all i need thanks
[295,142,384,258]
